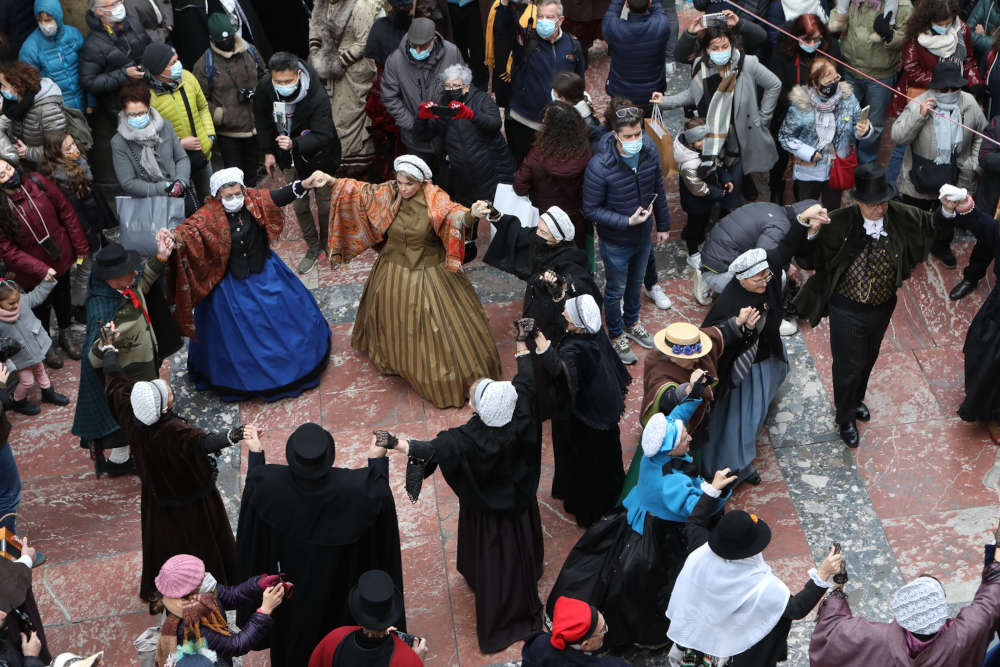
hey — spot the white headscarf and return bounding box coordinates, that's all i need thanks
[565,294,601,333]
[210,167,245,197]
[394,155,433,182]
[130,379,170,426]
[472,379,518,427]
[666,543,791,658]
[540,206,575,242]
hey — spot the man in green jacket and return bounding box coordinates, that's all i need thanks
[794,164,954,449]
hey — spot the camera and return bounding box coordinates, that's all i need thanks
[238,88,256,103]
[390,629,419,647]
[12,607,34,634]
[0,336,22,364]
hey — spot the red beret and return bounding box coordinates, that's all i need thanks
[550,596,598,650]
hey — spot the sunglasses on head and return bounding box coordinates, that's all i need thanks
[615,106,642,121]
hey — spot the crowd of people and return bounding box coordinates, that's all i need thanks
[0,0,999,664]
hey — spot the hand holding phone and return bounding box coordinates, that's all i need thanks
[644,193,658,211]
[858,105,870,126]
[701,11,728,27]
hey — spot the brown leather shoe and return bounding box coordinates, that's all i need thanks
[43,345,63,369]
[58,328,81,361]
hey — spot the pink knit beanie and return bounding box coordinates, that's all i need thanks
[155,555,206,598]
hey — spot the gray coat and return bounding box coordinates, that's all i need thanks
[701,199,818,275]
[658,51,781,175]
[110,109,191,197]
[890,90,986,200]
[0,78,67,164]
[0,279,56,369]
[380,33,464,154]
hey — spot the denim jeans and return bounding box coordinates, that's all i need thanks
[644,248,658,290]
[844,71,898,164]
[663,0,679,62]
[600,236,651,337]
[0,443,21,533]
[887,143,906,187]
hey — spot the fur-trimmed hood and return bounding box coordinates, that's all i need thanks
[788,81,854,111]
[209,34,251,57]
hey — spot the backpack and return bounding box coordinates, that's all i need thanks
[203,44,264,90]
[62,106,94,153]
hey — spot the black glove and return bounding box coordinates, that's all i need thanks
[374,430,398,450]
[513,318,536,342]
[873,11,894,42]
[227,426,246,444]
[689,373,712,399]
[544,274,568,301]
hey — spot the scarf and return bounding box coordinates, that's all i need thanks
[696,51,741,171]
[807,86,842,148]
[156,593,231,667]
[1,91,36,121]
[666,543,791,658]
[116,108,166,180]
[863,216,888,238]
[917,21,961,59]
[0,300,19,323]
[931,93,964,164]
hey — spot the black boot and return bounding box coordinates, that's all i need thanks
[40,386,69,406]
[10,398,40,416]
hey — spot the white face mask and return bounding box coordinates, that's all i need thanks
[109,4,127,21]
[222,194,245,212]
[39,21,58,37]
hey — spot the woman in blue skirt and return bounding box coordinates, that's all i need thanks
[165,167,331,401]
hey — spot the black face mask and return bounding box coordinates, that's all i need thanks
[214,37,236,52]
[2,171,20,189]
[444,88,465,103]
[818,82,838,98]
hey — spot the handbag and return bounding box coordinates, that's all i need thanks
[645,105,678,177]
[829,148,858,190]
[115,196,186,256]
[909,153,958,195]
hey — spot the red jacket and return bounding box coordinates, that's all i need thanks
[513,145,592,240]
[308,626,423,667]
[891,23,984,116]
[0,171,88,289]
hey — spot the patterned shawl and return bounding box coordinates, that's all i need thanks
[327,178,469,271]
[164,188,284,339]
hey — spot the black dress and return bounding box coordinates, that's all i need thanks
[957,208,1000,422]
[404,353,547,653]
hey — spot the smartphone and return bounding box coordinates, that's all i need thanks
[858,105,870,125]
[644,193,658,210]
[701,11,728,27]
[390,629,419,647]
[430,104,458,118]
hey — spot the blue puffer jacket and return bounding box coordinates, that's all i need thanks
[18,0,86,110]
[603,0,670,102]
[583,131,670,246]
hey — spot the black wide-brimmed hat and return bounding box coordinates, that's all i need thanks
[709,510,772,560]
[284,423,334,479]
[93,242,143,281]
[850,162,897,204]
[928,61,968,91]
[349,570,403,631]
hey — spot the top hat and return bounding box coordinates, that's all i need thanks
[92,243,143,282]
[928,61,968,91]
[709,510,772,560]
[284,423,335,479]
[348,570,403,631]
[849,162,897,204]
[654,322,713,359]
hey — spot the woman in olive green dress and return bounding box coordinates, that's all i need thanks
[326,155,501,408]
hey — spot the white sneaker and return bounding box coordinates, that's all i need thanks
[665,61,676,76]
[644,284,672,309]
[686,252,701,271]
[692,269,712,305]
[779,318,799,336]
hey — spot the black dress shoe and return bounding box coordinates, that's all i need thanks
[949,279,977,301]
[839,421,860,448]
[856,403,871,422]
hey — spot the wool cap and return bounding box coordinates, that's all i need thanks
[550,596,598,650]
[472,379,518,427]
[540,206,574,242]
[394,155,432,182]
[729,248,768,280]
[640,412,685,457]
[130,379,169,426]
[407,17,436,45]
[155,554,205,598]
[141,42,176,76]
[207,12,235,41]
[683,125,709,144]
[565,294,601,334]
[210,167,245,197]
[892,576,948,635]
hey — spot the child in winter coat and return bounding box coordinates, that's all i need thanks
[0,272,71,415]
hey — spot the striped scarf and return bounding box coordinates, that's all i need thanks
[696,53,741,172]
[730,311,764,388]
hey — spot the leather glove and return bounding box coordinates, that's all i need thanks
[513,317,536,342]
[689,373,712,399]
[165,180,185,198]
[418,101,438,120]
[374,430,398,450]
[449,101,474,120]
[873,11,894,42]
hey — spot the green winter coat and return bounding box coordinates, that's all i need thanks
[839,0,914,80]
[149,70,215,159]
[967,0,1000,56]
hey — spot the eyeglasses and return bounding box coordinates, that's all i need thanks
[97,0,123,9]
[750,270,774,282]
[443,85,464,91]
[614,106,642,121]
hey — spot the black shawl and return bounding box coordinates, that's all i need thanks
[545,332,631,431]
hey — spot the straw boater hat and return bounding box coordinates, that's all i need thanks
[653,322,713,360]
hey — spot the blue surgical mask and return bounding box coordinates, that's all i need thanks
[536,18,557,38]
[274,82,298,97]
[169,61,183,80]
[709,49,731,66]
[620,137,643,155]
[799,42,817,53]
[931,23,949,34]
[0,89,17,101]
[409,47,430,61]
[127,113,151,129]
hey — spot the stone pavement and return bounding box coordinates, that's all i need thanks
[14,18,1000,667]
